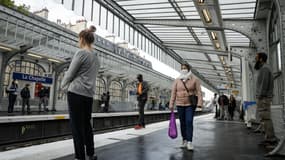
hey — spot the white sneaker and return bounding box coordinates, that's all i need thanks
[180,140,187,148]
[187,142,194,151]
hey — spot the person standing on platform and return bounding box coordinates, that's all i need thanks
[105,91,110,112]
[101,92,107,112]
[7,80,18,113]
[38,87,49,112]
[61,26,99,160]
[218,93,229,120]
[20,84,31,114]
[169,63,203,151]
[254,52,278,147]
[212,93,218,118]
[134,74,149,129]
[228,94,236,120]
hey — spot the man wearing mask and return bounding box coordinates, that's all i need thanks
[135,74,148,129]
[254,52,278,147]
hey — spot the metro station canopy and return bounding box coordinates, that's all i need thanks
[59,0,258,91]
[111,0,256,90]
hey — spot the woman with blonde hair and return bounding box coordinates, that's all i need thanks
[169,63,203,151]
[61,26,99,160]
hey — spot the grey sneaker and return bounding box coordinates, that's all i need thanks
[187,141,194,151]
[180,140,187,148]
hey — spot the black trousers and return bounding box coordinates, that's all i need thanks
[67,92,94,160]
[22,98,30,112]
[8,94,17,113]
[138,100,147,126]
[228,106,235,119]
[103,101,109,112]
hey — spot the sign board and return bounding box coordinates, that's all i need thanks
[12,72,53,84]
[129,90,137,96]
[232,90,239,96]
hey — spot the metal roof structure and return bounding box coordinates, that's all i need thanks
[98,0,257,90]
[6,0,261,92]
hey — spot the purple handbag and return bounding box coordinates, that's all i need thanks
[168,110,177,139]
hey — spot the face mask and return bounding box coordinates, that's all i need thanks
[254,60,263,70]
[181,69,188,74]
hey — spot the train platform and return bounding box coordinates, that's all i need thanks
[0,113,283,160]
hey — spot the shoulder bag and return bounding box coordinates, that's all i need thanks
[181,80,198,106]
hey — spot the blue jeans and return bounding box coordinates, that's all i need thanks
[177,106,195,142]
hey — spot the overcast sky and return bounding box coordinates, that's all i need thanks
[14,0,83,24]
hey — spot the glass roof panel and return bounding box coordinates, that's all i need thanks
[129,8,177,14]
[178,1,200,19]
[121,3,173,10]
[207,54,220,61]
[219,0,256,19]
[192,28,211,45]
[133,13,179,18]
[137,16,181,19]
[116,0,168,5]
[215,66,224,70]
[191,64,215,69]
[225,30,249,46]
[174,50,208,60]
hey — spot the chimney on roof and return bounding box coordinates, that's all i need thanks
[57,19,61,24]
[68,19,87,33]
[34,7,49,19]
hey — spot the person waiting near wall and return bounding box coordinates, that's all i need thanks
[20,84,31,114]
[6,80,18,113]
[254,52,278,148]
[134,74,149,129]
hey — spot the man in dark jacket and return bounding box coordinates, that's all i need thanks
[135,74,148,129]
[254,52,278,146]
[218,93,229,120]
[39,87,49,112]
[7,80,18,113]
[21,84,31,113]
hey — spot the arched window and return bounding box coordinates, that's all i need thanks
[3,60,45,97]
[95,78,105,100]
[109,81,122,102]
[125,84,135,102]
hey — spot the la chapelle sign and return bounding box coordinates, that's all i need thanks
[12,72,53,84]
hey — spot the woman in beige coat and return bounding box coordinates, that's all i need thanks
[169,63,203,151]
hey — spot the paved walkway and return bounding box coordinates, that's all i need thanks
[57,114,283,160]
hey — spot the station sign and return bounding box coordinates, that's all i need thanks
[12,72,53,84]
[231,89,240,96]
